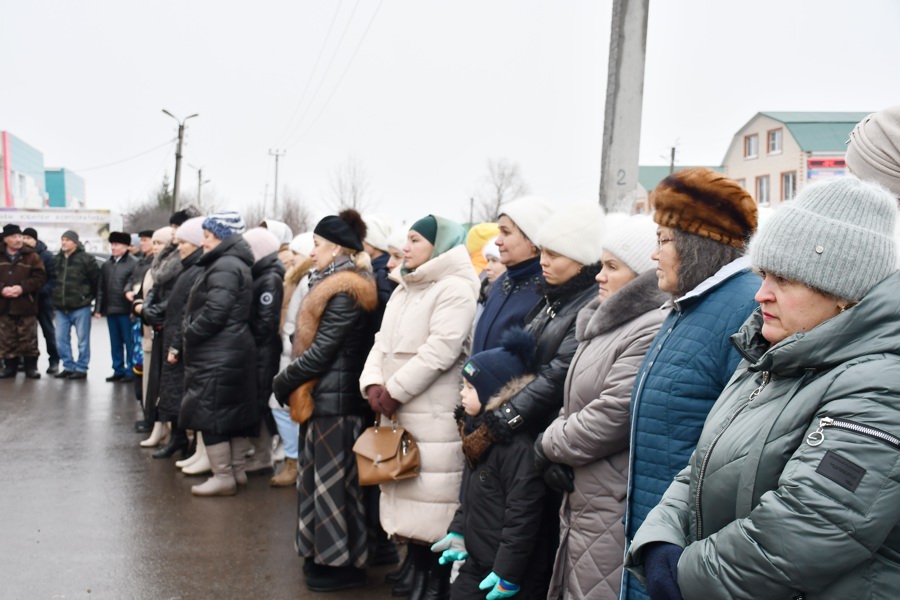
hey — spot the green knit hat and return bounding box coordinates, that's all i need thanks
[749,176,897,301]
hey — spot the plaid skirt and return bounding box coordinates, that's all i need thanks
[296,415,368,568]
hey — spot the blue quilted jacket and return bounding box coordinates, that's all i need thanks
[621,262,759,600]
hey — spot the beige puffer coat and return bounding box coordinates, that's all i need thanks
[359,244,479,544]
[542,271,667,600]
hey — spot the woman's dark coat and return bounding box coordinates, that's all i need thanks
[249,252,285,410]
[272,267,377,418]
[179,236,258,434]
[151,248,203,420]
[494,265,601,436]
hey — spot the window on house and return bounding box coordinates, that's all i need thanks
[782,171,796,201]
[768,129,783,154]
[744,134,759,159]
[756,175,770,205]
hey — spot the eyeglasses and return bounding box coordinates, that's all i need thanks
[656,238,675,248]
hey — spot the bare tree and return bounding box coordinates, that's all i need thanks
[242,186,313,236]
[329,156,375,213]
[472,158,530,223]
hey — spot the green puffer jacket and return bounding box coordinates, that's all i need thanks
[53,245,100,312]
[626,271,900,600]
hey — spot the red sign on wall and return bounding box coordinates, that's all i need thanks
[807,157,846,169]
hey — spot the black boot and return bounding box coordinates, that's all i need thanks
[306,565,366,592]
[0,361,16,379]
[422,558,451,600]
[46,358,60,375]
[153,428,189,459]
[405,544,433,600]
[385,548,413,584]
[24,357,41,379]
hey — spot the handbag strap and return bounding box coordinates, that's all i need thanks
[373,413,401,432]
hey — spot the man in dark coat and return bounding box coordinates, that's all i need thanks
[53,230,100,379]
[22,227,59,374]
[95,231,137,382]
[124,230,154,304]
[0,224,47,379]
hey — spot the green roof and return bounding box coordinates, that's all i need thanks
[759,111,870,152]
[638,165,722,192]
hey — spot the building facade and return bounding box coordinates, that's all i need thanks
[1,131,48,208]
[45,168,86,208]
[721,112,867,208]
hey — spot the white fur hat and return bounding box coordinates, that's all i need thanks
[500,195,553,244]
[261,219,294,245]
[363,214,394,252]
[243,227,281,263]
[537,204,606,266]
[288,232,314,257]
[482,236,501,260]
[602,213,658,275]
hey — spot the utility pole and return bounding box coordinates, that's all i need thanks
[598,0,650,214]
[469,197,474,226]
[162,109,198,213]
[269,149,286,216]
[669,146,676,174]
[196,168,210,206]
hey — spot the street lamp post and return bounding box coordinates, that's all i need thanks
[162,109,198,213]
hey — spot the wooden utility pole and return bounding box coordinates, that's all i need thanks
[162,110,198,213]
[598,0,650,214]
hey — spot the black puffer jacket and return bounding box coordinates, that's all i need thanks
[272,266,377,417]
[52,244,99,312]
[33,240,56,305]
[155,249,204,420]
[494,265,600,435]
[249,252,285,408]
[179,236,258,434]
[449,376,547,598]
[370,252,397,333]
[96,253,137,315]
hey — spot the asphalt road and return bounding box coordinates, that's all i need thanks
[0,319,397,600]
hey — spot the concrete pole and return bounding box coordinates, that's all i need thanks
[173,123,185,213]
[598,0,650,214]
[269,149,286,216]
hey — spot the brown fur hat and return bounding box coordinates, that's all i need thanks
[652,168,757,248]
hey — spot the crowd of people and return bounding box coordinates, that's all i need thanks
[2,106,900,599]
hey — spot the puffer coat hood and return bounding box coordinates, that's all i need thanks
[627,270,900,600]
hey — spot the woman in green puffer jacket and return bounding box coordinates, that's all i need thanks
[625,176,900,600]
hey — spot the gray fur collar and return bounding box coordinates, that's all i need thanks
[576,270,667,341]
[151,244,183,287]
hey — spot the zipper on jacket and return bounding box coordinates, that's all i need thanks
[806,416,900,449]
[694,371,771,540]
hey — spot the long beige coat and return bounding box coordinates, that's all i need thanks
[541,271,666,600]
[359,245,479,544]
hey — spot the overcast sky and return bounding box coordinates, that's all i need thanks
[3,0,899,228]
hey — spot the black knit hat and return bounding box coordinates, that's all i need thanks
[313,209,367,251]
[109,231,131,246]
[462,328,537,406]
[22,227,38,240]
[2,224,22,239]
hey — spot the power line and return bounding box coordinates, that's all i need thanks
[73,138,177,172]
[281,0,363,147]
[287,0,384,149]
[274,0,346,148]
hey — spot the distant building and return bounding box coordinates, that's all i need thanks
[1,131,47,208]
[722,112,867,207]
[634,165,723,214]
[45,168,86,208]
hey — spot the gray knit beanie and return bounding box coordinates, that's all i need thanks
[749,176,897,301]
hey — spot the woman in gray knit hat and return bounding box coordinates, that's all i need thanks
[626,176,900,600]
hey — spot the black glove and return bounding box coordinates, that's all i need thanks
[533,432,550,472]
[644,542,684,600]
[542,463,575,493]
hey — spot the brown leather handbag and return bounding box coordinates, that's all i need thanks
[353,417,420,486]
[289,379,317,424]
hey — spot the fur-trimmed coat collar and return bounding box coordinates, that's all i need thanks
[456,374,536,468]
[576,269,668,342]
[291,268,378,358]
